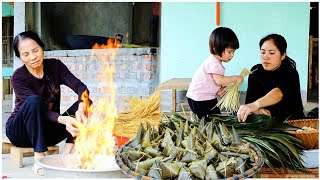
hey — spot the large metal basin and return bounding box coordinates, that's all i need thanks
[36,154,130,178]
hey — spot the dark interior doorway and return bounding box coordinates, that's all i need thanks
[307,2,319,102]
[132,2,160,47]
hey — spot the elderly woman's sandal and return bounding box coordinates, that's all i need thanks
[33,163,44,176]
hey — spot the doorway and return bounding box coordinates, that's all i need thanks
[307,2,319,102]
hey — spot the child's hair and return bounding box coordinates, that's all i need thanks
[13,30,45,58]
[259,33,296,69]
[209,27,239,57]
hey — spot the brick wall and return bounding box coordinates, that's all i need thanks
[45,48,159,113]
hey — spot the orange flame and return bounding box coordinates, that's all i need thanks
[126,32,129,44]
[81,90,91,117]
[73,36,119,169]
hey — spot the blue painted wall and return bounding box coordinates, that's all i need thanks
[160,2,310,91]
[2,2,14,17]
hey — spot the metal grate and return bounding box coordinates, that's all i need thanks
[2,17,14,67]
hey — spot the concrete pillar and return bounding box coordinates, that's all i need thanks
[35,2,41,35]
[13,2,25,109]
[13,2,25,70]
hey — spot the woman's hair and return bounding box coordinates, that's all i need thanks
[209,27,239,56]
[259,34,296,69]
[13,30,45,58]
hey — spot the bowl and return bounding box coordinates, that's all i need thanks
[36,154,130,178]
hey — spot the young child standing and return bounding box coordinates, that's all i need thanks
[186,27,243,120]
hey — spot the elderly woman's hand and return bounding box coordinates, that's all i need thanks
[58,116,80,137]
[237,101,260,122]
[75,102,88,124]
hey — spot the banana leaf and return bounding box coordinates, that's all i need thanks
[198,116,205,130]
[208,114,300,132]
[220,151,251,160]
[150,125,160,141]
[181,139,187,149]
[177,165,193,180]
[144,147,161,157]
[216,157,236,178]
[152,131,164,145]
[189,159,207,179]
[205,164,220,180]
[184,117,189,135]
[126,158,136,171]
[262,135,304,168]
[211,132,228,152]
[218,122,232,146]
[202,150,218,164]
[172,112,187,122]
[205,121,214,140]
[120,146,137,161]
[176,120,184,147]
[232,125,241,145]
[186,127,196,150]
[268,140,303,172]
[242,136,280,160]
[133,156,163,171]
[162,143,185,158]
[171,118,180,131]
[235,157,245,174]
[147,161,162,179]
[160,114,175,132]
[203,141,219,163]
[161,128,174,148]
[161,156,174,163]
[196,128,208,145]
[228,142,251,154]
[181,150,197,163]
[263,132,304,149]
[189,113,199,125]
[136,168,148,175]
[122,150,149,161]
[161,161,184,179]
[141,126,151,148]
[195,143,205,157]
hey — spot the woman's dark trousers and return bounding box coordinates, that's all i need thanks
[6,95,78,152]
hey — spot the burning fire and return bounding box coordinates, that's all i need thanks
[73,36,120,169]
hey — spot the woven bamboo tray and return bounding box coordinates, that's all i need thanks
[115,138,264,180]
[285,119,319,149]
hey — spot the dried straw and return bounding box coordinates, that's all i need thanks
[113,90,161,138]
[215,68,250,114]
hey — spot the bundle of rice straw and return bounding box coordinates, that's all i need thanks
[113,90,161,138]
[215,68,250,114]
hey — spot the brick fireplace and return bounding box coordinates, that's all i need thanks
[44,48,159,113]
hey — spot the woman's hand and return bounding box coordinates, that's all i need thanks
[237,101,260,122]
[75,102,88,124]
[57,102,88,137]
[256,108,271,116]
[58,116,80,137]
